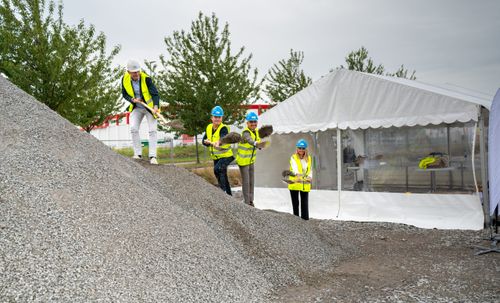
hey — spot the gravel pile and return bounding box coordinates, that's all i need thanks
[0,76,348,301]
[2,76,498,303]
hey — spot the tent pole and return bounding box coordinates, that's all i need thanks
[363,129,369,190]
[336,128,342,217]
[472,123,479,193]
[447,125,452,190]
[312,132,319,189]
[479,108,490,227]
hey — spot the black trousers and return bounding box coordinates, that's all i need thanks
[214,156,234,195]
[289,190,309,220]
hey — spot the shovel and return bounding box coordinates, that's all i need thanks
[137,100,184,130]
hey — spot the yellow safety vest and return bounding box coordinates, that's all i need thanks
[236,127,260,166]
[122,71,154,112]
[288,154,312,192]
[206,123,233,160]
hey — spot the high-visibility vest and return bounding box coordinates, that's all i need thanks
[236,127,260,166]
[206,123,233,160]
[419,156,437,169]
[288,154,312,192]
[122,71,154,112]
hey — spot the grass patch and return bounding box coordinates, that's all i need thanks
[114,144,241,186]
[114,144,211,164]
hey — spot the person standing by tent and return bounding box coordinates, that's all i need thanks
[288,139,313,220]
[236,112,267,207]
[202,106,234,195]
[121,59,160,165]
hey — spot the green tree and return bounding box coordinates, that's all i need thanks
[339,46,416,80]
[387,64,416,80]
[265,49,312,103]
[156,12,261,162]
[0,0,122,132]
[342,46,385,74]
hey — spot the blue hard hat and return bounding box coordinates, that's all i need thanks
[245,112,258,121]
[211,106,224,117]
[296,139,308,148]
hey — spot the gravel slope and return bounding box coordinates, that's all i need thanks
[1,76,498,302]
[0,76,347,301]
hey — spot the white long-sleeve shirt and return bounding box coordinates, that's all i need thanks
[290,156,312,179]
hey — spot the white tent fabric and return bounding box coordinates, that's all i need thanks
[260,69,491,132]
[250,188,484,230]
[489,89,500,215]
[253,70,493,229]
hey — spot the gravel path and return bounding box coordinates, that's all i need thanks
[1,76,498,302]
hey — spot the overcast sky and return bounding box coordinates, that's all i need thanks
[63,0,500,98]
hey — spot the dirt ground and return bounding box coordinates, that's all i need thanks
[155,163,500,302]
[272,221,500,302]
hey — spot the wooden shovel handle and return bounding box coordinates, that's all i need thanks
[137,101,169,125]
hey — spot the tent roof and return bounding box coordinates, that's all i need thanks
[260,69,493,133]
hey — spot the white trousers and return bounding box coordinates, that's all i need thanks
[130,108,157,158]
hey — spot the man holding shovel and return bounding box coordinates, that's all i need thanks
[236,112,267,207]
[121,59,160,165]
[203,106,235,195]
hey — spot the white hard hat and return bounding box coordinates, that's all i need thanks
[127,59,141,72]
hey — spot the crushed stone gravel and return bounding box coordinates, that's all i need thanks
[1,75,498,302]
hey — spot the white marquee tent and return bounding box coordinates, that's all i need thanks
[489,89,500,216]
[254,69,493,230]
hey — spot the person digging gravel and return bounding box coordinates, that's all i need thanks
[121,59,160,165]
[236,112,267,207]
[288,139,312,220]
[202,106,235,195]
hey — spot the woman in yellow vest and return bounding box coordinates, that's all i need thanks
[236,112,267,206]
[202,106,234,195]
[288,139,312,220]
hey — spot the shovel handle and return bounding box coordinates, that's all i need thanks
[137,101,169,125]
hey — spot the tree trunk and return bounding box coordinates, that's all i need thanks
[195,134,200,164]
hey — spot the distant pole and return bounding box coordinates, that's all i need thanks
[170,137,174,161]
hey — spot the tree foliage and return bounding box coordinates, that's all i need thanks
[0,0,122,132]
[339,46,416,80]
[156,12,261,137]
[342,46,385,74]
[387,64,416,80]
[265,49,312,103]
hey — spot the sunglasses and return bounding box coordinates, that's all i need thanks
[297,147,306,150]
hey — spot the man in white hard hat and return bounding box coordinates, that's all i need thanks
[121,59,160,164]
